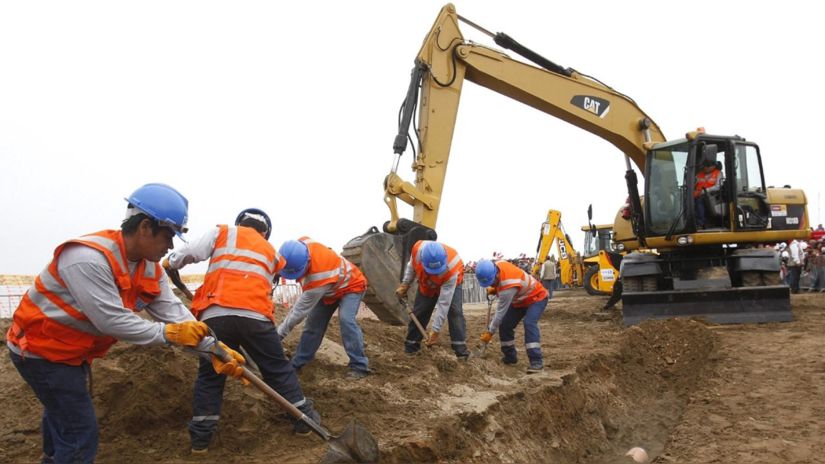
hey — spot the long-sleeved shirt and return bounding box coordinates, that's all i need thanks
[166,226,270,323]
[487,288,518,334]
[401,258,459,332]
[277,285,331,338]
[8,243,213,358]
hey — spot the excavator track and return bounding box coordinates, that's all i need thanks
[342,228,408,325]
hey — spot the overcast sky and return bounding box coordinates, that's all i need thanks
[1,1,823,275]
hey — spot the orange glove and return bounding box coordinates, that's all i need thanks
[486,287,497,296]
[395,283,410,299]
[424,331,439,346]
[164,321,209,347]
[211,342,246,379]
[479,331,493,344]
[161,257,172,270]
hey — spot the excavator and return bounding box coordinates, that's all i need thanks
[531,209,584,288]
[342,3,810,326]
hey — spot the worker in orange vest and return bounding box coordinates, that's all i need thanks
[277,237,371,379]
[475,258,550,373]
[5,183,221,464]
[164,209,321,451]
[693,158,723,228]
[394,240,470,359]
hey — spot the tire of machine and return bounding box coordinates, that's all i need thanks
[583,266,601,296]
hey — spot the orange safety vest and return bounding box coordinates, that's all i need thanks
[494,261,548,308]
[191,225,284,321]
[694,168,721,197]
[410,240,464,298]
[297,237,367,304]
[6,230,162,365]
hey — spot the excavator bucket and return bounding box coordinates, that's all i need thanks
[621,285,793,325]
[341,228,409,325]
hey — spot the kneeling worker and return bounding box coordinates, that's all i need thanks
[475,258,550,373]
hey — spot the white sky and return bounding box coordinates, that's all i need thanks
[1,1,823,275]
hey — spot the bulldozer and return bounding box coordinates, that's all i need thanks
[343,3,810,326]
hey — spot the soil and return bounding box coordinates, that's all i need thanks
[1,290,823,463]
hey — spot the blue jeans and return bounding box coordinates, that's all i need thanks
[499,297,548,363]
[541,280,555,300]
[190,316,306,449]
[9,350,98,464]
[404,283,469,357]
[291,292,369,373]
[694,197,706,227]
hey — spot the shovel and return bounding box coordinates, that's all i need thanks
[210,339,379,463]
[399,296,429,343]
[471,295,495,358]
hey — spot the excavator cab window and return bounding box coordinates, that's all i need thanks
[694,142,730,228]
[732,143,770,230]
[646,143,689,235]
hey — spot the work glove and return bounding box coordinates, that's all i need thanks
[211,342,247,381]
[164,321,209,347]
[486,287,497,296]
[424,331,439,347]
[479,331,493,344]
[395,283,410,299]
[161,257,172,270]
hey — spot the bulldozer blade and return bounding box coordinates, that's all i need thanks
[320,419,380,464]
[622,285,792,325]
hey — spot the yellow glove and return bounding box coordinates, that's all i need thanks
[486,287,497,296]
[164,321,209,347]
[211,342,247,380]
[162,257,172,270]
[424,331,439,347]
[395,283,410,299]
[479,331,493,344]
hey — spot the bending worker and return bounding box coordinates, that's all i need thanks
[475,258,550,374]
[395,240,470,359]
[164,209,321,452]
[277,237,371,379]
[5,183,221,464]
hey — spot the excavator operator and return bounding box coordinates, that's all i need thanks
[693,158,724,228]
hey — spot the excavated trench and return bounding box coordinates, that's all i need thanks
[384,319,719,463]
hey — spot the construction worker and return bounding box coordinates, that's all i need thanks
[539,255,557,298]
[277,237,371,379]
[394,240,470,359]
[163,209,321,452]
[5,183,225,464]
[475,258,550,374]
[693,158,723,228]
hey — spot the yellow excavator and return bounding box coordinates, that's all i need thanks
[530,209,584,288]
[343,4,810,325]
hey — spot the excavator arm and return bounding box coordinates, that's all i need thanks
[531,210,583,287]
[384,3,665,233]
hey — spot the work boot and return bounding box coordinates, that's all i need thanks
[346,369,370,380]
[501,355,518,365]
[526,359,544,374]
[293,399,321,436]
[190,447,208,455]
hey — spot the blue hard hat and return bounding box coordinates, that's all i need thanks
[421,242,448,275]
[125,183,189,238]
[279,240,310,280]
[475,259,498,287]
[235,208,272,240]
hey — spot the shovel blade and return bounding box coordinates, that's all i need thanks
[321,419,379,464]
[470,342,489,359]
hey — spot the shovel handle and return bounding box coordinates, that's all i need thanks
[400,297,429,340]
[210,342,333,441]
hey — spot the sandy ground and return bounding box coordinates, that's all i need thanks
[0,290,823,463]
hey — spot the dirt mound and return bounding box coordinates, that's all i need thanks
[0,294,722,463]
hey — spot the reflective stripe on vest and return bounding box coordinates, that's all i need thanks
[299,238,366,300]
[207,227,278,282]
